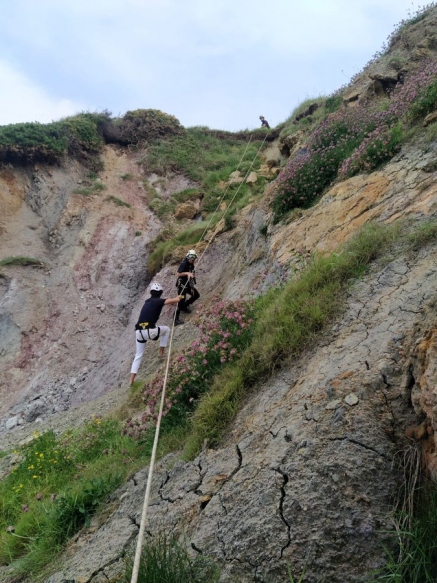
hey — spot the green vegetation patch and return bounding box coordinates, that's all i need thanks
[0,256,44,267]
[0,112,109,164]
[106,195,131,208]
[147,222,212,275]
[124,534,220,582]
[73,181,106,196]
[0,418,150,578]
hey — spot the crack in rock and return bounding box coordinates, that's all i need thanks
[191,541,203,554]
[329,436,389,459]
[273,467,292,559]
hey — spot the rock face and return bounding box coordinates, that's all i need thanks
[41,245,437,583]
[4,34,437,578]
[0,148,162,427]
[1,138,432,583]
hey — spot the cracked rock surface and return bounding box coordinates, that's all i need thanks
[41,244,437,583]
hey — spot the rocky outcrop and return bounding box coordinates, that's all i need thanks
[174,201,198,219]
[41,241,437,583]
[269,145,437,266]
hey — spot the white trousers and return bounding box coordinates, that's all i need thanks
[130,326,170,374]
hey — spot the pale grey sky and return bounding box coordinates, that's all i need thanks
[0,0,425,131]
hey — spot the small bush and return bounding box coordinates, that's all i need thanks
[149,196,175,219]
[224,209,236,231]
[120,109,184,146]
[409,77,437,121]
[324,94,343,114]
[120,173,134,181]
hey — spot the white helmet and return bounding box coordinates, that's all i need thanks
[186,249,197,259]
[150,282,163,292]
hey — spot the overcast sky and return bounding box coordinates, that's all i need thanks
[0,0,425,131]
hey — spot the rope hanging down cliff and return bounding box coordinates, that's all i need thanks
[130,131,269,583]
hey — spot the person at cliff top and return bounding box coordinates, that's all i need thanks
[129,282,181,385]
[174,249,200,325]
[259,115,270,129]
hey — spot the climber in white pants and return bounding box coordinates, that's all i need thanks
[129,282,181,385]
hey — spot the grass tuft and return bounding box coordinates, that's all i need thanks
[73,181,106,196]
[124,534,220,582]
[106,195,132,208]
[0,256,44,267]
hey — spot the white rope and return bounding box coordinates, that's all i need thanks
[130,310,177,583]
[196,134,253,244]
[197,132,268,266]
[130,130,269,583]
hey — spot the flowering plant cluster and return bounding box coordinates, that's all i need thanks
[123,298,255,440]
[273,60,437,221]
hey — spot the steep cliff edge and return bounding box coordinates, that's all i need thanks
[18,141,434,583]
[3,7,437,582]
[0,147,160,424]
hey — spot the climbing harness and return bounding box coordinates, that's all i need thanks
[137,328,161,342]
[130,131,268,583]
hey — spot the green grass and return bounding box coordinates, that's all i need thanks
[140,126,264,221]
[106,195,132,208]
[120,173,135,181]
[124,534,220,582]
[147,222,214,275]
[73,181,106,196]
[0,257,44,267]
[287,564,307,583]
[0,419,152,579]
[370,480,437,583]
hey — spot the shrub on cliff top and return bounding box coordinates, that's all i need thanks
[120,108,184,146]
[0,111,109,164]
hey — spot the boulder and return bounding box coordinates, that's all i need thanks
[246,172,258,186]
[279,130,305,157]
[174,201,198,220]
[424,111,437,127]
[229,171,243,185]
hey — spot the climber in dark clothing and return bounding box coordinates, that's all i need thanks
[174,249,200,325]
[259,115,270,129]
[129,282,181,385]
